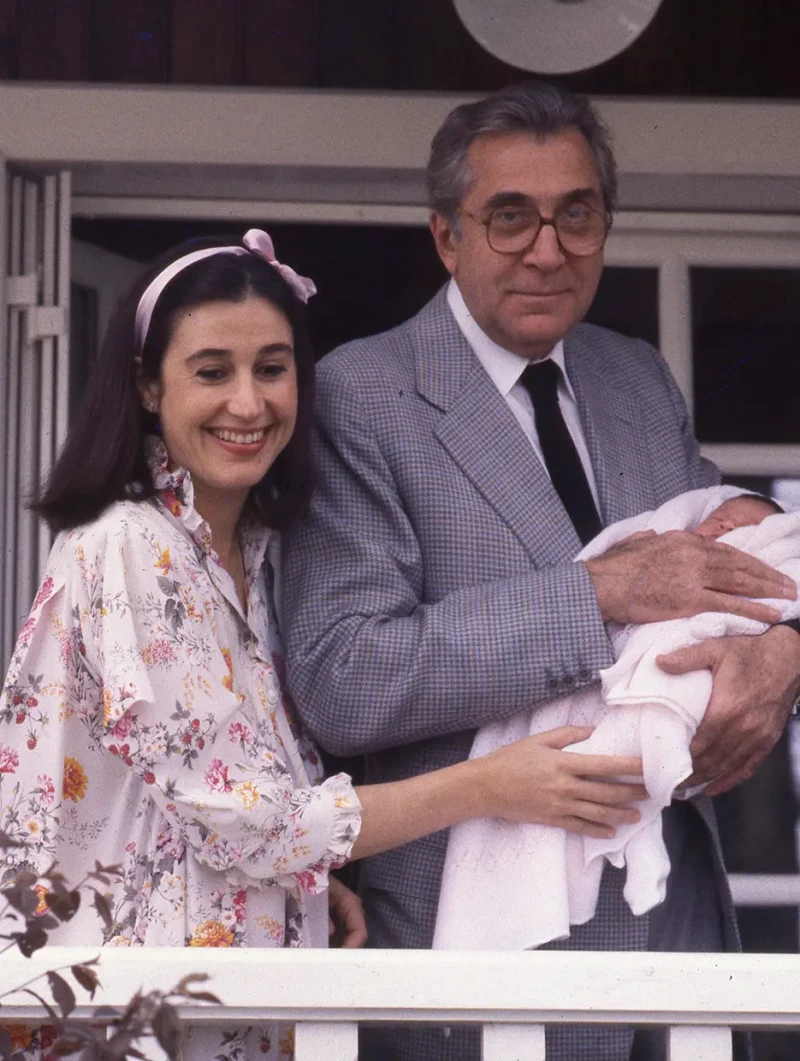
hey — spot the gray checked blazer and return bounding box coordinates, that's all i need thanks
[282,288,741,1061]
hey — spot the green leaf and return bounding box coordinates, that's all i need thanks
[91,890,113,932]
[47,889,81,922]
[48,971,77,1019]
[152,1001,182,1060]
[71,962,101,998]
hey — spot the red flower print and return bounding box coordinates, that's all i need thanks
[191,718,200,731]
[0,744,20,773]
[143,771,156,785]
[27,737,37,750]
[32,576,55,610]
[15,712,25,724]
[204,758,233,792]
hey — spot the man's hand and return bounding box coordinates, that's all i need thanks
[585,530,795,625]
[328,875,368,948]
[657,626,800,795]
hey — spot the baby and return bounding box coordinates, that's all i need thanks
[692,493,782,540]
[434,487,800,952]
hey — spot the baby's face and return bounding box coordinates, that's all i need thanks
[693,497,780,540]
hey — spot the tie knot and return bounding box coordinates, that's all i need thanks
[521,358,561,408]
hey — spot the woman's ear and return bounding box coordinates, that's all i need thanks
[134,357,160,414]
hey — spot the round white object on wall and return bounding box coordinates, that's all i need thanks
[453,0,664,75]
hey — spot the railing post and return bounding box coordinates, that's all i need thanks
[668,1025,732,1061]
[483,1022,546,1060]
[294,1021,358,1061]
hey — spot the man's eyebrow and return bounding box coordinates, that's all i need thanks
[482,187,604,212]
[482,191,532,211]
[185,343,293,364]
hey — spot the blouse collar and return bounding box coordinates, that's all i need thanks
[144,436,271,573]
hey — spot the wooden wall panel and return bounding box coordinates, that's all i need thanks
[2,0,798,98]
[92,0,169,83]
[171,0,242,85]
[393,0,468,90]
[243,0,319,87]
[765,0,800,97]
[17,0,90,80]
[0,0,17,79]
[318,0,393,88]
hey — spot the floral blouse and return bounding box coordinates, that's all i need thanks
[0,439,361,1060]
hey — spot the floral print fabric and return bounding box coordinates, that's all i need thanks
[0,438,361,1060]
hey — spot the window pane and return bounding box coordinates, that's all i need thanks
[692,267,800,443]
[583,266,659,348]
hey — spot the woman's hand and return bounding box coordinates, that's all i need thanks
[328,875,368,949]
[476,726,647,839]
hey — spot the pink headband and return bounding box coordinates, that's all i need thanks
[134,228,317,352]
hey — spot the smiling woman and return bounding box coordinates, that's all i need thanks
[0,228,648,1061]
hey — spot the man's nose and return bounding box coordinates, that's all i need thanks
[520,220,566,270]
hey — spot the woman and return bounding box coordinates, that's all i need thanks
[0,230,645,1059]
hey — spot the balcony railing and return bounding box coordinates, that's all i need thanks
[4,945,800,1061]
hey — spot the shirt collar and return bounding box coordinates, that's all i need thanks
[446,278,574,399]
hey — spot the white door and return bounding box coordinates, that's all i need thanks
[1,165,71,674]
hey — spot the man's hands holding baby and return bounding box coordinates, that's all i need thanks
[586,528,800,796]
[659,626,800,795]
[585,529,794,626]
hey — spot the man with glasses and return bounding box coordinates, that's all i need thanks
[283,81,800,1061]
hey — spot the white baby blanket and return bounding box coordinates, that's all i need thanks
[433,486,800,951]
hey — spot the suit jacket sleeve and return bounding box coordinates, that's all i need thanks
[282,361,615,758]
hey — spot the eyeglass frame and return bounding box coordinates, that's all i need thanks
[459,201,612,258]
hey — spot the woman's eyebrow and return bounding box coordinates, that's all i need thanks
[185,343,293,364]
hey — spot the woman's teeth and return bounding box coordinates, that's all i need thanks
[210,428,266,444]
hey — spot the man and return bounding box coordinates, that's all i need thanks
[282,82,800,1060]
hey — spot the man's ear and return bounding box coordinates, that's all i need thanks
[429,211,459,276]
[134,357,161,414]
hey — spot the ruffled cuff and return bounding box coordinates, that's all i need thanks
[298,772,362,894]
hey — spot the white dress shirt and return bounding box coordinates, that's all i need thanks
[447,279,600,508]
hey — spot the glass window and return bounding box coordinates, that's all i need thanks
[692,267,800,444]
[583,266,659,348]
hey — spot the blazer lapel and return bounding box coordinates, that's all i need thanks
[413,292,581,565]
[565,329,656,526]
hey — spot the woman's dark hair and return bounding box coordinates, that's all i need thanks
[36,236,316,533]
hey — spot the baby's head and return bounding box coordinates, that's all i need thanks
[693,494,783,540]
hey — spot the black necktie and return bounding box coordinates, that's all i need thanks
[520,359,602,546]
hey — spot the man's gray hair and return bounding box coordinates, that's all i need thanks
[427,81,617,228]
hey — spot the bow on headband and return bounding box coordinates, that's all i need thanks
[134,228,317,353]
[241,229,317,303]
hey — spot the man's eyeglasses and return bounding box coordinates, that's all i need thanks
[460,202,610,257]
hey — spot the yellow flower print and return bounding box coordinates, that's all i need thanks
[102,686,113,725]
[155,546,172,575]
[33,884,50,917]
[221,647,234,692]
[188,919,235,947]
[62,756,88,802]
[234,781,261,810]
[254,915,285,943]
[0,1023,33,1052]
[279,1028,295,1056]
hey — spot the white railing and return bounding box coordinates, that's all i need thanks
[4,947,800,1061]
